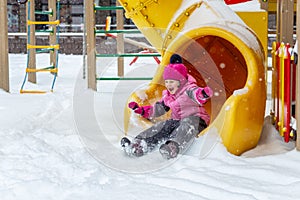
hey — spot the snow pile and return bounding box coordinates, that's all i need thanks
[233,87,249,96]
[0,54,299,200]
[229,0,262,11]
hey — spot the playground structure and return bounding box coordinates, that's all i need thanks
[265,0,300,148]
[85,0,161,90]
[271,42,297,143]
[20,0,60,93]
[0,0,9,92]
[119,0,267,156]
[1,0,300,154]
[116,0,299,155]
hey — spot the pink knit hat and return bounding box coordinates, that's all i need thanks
[163,63,188,83]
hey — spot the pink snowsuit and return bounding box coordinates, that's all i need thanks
[132,74,212,154]
[125,58,213,158]
[156,74,210,125]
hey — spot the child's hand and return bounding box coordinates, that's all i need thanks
[128,101,143,115]
[128,101,152,119]
[202,87,213,98]
[195,87,213,105]
[128,101,139,110]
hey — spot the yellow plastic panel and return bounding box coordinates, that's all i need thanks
[236,11,268,59]
[118,0,183,51]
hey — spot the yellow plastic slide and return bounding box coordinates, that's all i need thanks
[119,0,267,155]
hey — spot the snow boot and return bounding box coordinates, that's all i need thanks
[120,137,131,148]
[159,141,179,159]
[130,139,145,157]
[121,138,147,157]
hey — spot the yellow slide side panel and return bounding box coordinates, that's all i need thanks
[117,0,184,51]
[236,11,268,59]
[210,94,265,155]
[207,69,266,156]
[164,28,266,155]
[121,0,266,155]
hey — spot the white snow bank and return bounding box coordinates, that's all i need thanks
[0,54,299,200]
[229,0,263,11]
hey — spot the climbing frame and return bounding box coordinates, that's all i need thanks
[20,0,60,93]
[85,0,160,91]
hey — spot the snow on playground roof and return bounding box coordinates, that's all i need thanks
[228,0,263,11]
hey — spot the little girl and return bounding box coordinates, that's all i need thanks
[121,54,213,159]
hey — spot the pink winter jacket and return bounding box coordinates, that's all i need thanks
[152,75,211,125]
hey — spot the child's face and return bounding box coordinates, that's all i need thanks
[165,79,180,94]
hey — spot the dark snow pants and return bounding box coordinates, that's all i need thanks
[135,116,207,154]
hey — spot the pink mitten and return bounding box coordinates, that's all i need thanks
[142,106,152,119]
[134,106,152,119]
[128,102,152,119]
[203,87,213,98]
[128,101,139,110]
[195,87,213,105]
[133,107,143,114]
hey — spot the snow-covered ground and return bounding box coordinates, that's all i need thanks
[0,53,299,200]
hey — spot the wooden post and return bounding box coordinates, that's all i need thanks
[0,0,9,92]
[296,0,300,150]
[86,0,97,90]
[277,0,294,44]
[49,0,57,70]
[27,0,36,83]
[259,0,268,11]
[82,0,87,79]
[116,1,124,77]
